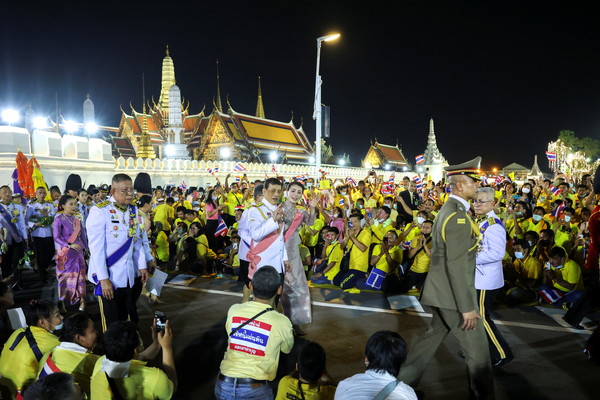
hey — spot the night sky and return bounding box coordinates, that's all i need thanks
[2,1,600,171]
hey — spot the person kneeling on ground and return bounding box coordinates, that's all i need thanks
[37,313,99,398]
[355,230,403,292]
[90,320,176,399]
[0,300,63,398]
[333,213,372,289]
[334,330,417,399]
[311,227,344,285]
[215,266,294,400]
[276,341,336,400]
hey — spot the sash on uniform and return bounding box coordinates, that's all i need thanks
[0,203,21,242]
[93,205,136,295]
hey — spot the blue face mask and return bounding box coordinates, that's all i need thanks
[514,251,524,259]
[53,322,64,332]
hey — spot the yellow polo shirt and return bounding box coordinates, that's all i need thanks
[410,237,432,274]
[514,255,542,280]
[347,229,372,273]
[38,343,99,397]
[552,259,584,292]
[324,242,344,281]
[90,356,174,400]
[371,244,403,275]
[219,302,294,381]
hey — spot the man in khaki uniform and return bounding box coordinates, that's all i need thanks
[399,156,495,399]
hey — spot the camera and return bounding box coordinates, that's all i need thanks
[155,311,167,333]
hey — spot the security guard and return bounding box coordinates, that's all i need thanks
[474,187,514,368]
[87,174,149,331]
[0,185,28,281]
[399,156,495,400]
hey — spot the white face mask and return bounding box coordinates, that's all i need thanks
[333,214,339,219]
[514,251,524,259]
[212,196,218,201]
[522,188,531,194]
[417,216,425,225]
[341,191,347,196]
[533,214,543,222]
[564,215,572,223]
[173,197,179,202]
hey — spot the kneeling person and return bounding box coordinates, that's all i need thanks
[216,266,294,400]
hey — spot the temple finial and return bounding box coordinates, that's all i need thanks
[256,76,265,119]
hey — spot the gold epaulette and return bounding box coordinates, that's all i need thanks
[252,203,264,208]
[487,217,497,225]
[95,200,110,208]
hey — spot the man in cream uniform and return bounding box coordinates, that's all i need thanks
[246,178,290,277]
[87,174,149,331]
[474,187,513,368]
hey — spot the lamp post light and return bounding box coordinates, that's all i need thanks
[269,151,278,162]
[64,120,78,134]
[220,147,231,160]
[1,109,20,126]
[84,122,98,139]
[313,33,340,178]
[33,116,48,130]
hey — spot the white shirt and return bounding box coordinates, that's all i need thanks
[26,201,56,238]
[246,201,288,273]
[475,210,506,290]
[86,197,147,288]
[237,202,255,261]
[335,370,417,400]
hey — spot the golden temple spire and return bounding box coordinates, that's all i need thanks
[159,46,176,117]
[137,73,156,159]
[255,76,265,119]
[216,59,223,113]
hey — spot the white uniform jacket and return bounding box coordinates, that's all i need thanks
[86,197,147,289]
[475,210,506,290]
[247,202,288,273]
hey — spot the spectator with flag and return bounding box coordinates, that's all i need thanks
[222,174,245,227]
[36,313,99,398]
[204,188,226,251]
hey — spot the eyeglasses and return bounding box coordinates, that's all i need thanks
[474,200,493,205]
[116,189,135,196]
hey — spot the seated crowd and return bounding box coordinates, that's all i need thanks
[0,169,598,398]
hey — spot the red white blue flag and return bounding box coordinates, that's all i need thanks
[415,154,425,164]
[38,353,61,378]
[546,151,557,161]
[215,215,228,237]
[233,162,246,172]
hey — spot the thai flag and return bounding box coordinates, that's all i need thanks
[415,154,425,164]
[215,215,228,237]
[303,193,309,205]
[347,176,357,186]
[319,169,327,175]
[539,287,564,304]
[339,197,345,207]
[38,353,61,378]
[207,167,215,175]
[546,151,557,161]
[214,165,220,173]
[381,184,394,195]
[179,181,187,191]
[495,176,504,185]
[413,176,423,191]
[295,175,304,182]
[322,196,328,209]
[551,202,565,219]
[234,176,241,182]
[233,162,246,172]
[388,173,395,183]
[549,185,560,195]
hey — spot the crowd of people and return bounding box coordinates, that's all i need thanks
[0,159,597,398]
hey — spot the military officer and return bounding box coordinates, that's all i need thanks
[0,185,28,281]
[26,186,56,283]
[87,174,149,331]
[474,187,513,368]
[399,157,495,399]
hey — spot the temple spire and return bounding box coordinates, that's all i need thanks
[159,45,176,116]
[216,60,223,113]
[429,117,434,135]
[255,76,265,119]
[423,117,446,165]
[138,73,156,159]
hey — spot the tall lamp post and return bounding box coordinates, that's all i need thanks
[313,33,340,178]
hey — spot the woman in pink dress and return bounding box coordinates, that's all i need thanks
[52,195,88,311]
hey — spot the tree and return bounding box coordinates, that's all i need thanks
[557,130,600,160]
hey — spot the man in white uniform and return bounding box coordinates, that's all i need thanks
[0,185,28,281]
[87,174,149,331]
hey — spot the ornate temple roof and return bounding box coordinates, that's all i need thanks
[362,140,409,168]
[423,118,447,165]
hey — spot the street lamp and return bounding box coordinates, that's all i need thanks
[269,151,278,162]
[1,109,20,126]
[85,122,98,137]
[313,33,340,178]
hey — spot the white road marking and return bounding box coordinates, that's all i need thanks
[164,284,593,335]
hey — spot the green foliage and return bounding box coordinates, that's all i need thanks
[557,130,600,159]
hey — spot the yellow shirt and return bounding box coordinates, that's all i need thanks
[301,218,325,247]
[0,326,60,394]
[38,343,99,397]
[219,302,294,381]
[275,375,336,400]
[153,204,174,231]
[226,191,244,215]
[552,259,584,292]
[347,229,372,272]
[370,218,393,244]
[371,244,403,275]
[155,231,169,262]
[410,236,432,273]
[90,356,174,400]
[324,242,344,281]
[514,254,542,280]
[196,234,210,257]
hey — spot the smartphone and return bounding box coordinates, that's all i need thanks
[348,221,353,228]
[545,262,552,271]
[155,311,167,333]
[367,212,373,219]
[232,242,239,250]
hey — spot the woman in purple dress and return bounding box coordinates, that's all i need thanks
[53,195,88,311]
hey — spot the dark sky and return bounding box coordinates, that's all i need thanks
[2,1,600,171]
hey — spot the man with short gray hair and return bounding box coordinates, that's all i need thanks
[474,187,513,367]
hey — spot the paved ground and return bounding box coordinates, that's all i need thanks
[11,270,600,400]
